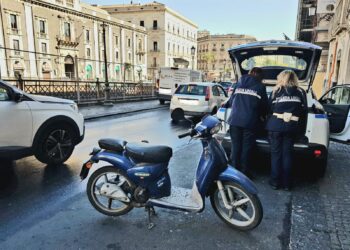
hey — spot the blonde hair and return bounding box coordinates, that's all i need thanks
[274,70,299,93]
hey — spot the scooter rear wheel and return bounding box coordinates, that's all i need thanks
[210,181,263,231]
[87,166,134,216]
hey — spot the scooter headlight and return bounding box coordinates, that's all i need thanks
[210,123,222,135]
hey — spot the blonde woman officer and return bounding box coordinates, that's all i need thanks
[266,70,307,191]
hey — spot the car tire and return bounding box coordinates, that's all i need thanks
[34,124,77,165]
[316,152,328,178]
[159,99,165,105]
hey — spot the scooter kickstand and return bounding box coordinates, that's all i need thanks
[146,206,156,230]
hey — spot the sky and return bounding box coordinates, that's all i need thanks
[83,0,299,41]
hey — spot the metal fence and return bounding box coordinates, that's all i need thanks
[4,78,156,104]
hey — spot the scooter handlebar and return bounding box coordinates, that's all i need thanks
[178,131,192,139]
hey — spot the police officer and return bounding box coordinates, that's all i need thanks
[224,67,268,177]
[266,70,307,191]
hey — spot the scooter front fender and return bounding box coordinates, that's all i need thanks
[218,165,258,195]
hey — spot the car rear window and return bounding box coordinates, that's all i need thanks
[175,84,207,96]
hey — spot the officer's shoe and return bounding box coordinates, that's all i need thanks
[268,180,279,190]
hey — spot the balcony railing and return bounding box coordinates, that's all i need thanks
[150,49,160,53]
[56,35,79,47]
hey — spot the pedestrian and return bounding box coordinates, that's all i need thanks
[224,67,268,178]
[266,70,307,191]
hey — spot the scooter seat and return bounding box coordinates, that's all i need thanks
[126,143,173,163]
[98,138,127,153]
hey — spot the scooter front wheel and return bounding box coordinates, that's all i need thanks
[210,181,263,231]
[87,166,134,216]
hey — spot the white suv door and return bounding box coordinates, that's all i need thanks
[0,84,33,148]
[319,85,350,143]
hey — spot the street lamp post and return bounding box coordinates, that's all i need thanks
[223,59,227,82]
[101,22,112,105]
[191,46,196,70]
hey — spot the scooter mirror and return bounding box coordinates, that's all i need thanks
[171,108,185,121]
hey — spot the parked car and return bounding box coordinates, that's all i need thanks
[170,82,228,118]
[216,40,350,177]
[0,81,85,165]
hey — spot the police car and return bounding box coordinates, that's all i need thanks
[216,40,350,177]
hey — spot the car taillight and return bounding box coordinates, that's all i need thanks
[314,150,322,158]
[205,87,210,101]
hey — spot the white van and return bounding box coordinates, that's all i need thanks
[157,67,202,104]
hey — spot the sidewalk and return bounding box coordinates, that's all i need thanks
[79,99,167,120]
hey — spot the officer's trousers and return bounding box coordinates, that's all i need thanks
[229,125,255,174]
[269,131,295,188]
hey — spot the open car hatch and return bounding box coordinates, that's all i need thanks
[228,40,322,91]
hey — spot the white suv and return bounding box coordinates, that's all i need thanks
[170,82,228,118]
[0,81,85,165]
[216,40,350,177]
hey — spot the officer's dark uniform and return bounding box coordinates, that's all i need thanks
[225,74,268,175]
[266,86,307,189]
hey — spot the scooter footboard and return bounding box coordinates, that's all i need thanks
[217,166,258,195]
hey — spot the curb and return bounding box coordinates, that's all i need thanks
[83,105,168,121]
[78,97,157,107]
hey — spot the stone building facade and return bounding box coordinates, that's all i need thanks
[325,0,350,90]
[295,0,336,97]
[0,0,147,81]
[100,2,198,81]
[197,32,256,82]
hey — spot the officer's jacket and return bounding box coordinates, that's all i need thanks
[266,86,307,132]
[225,75,268,130]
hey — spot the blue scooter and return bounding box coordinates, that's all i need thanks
[80,109,263,231]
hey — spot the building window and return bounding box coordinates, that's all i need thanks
[13,39,20,55]
[64,22,71,39]
[115,51,119,60]
[140,20,144,27]
[66,0,74,7]
[10,14,18,30]
[153,57,157,67]
[168,23,170,31]
[153,41,158,51]
[128,52,131,61]
[128,38,131,48]
[138,39,142,50]
[168,42,170,51]
[153,20,158,29]
[85,29,90,42]
[41,42,47,54]
[115,36,119,46]
[86,48,91,58]
[39,20,46,34]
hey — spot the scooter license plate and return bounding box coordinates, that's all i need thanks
[80,161,93,180]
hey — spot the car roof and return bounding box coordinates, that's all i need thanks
[228,40,322,53]
[179,82,216,87]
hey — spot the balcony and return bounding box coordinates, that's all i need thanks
[149,49,160,53]
[56,35,79,48]
[329,0,349,37]
[38,32,48,39]
[150,63,160,68]
[136,50,146,55]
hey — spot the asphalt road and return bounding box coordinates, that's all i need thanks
[0,109,348,249]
